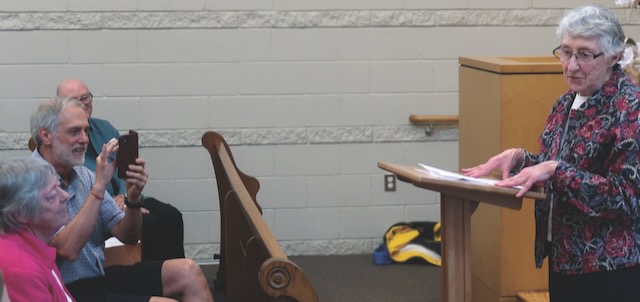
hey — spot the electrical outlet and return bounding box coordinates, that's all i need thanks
[384,174,396,192]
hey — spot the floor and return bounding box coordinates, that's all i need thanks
[202,254,441,302]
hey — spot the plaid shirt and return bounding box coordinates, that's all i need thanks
[517,65,640,274]
[32,150,124,284]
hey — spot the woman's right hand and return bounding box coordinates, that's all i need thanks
[461,148,523,180]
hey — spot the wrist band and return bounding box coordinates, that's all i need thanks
[124,194,144,209]
[89,190,103,200]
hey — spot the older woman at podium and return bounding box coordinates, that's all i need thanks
[463,4,640,302]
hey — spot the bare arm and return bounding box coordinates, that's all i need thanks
[110,157,148,244]
[50,139,118,261]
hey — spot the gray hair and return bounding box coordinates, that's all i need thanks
[0,157,57,234]
[556,4,625,57]
[30,97,84,147]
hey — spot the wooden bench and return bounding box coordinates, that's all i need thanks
[202,131,319,302]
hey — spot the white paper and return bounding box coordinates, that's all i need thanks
[417,163,522,189]
[104,237,141,248]
[105,236,125,248]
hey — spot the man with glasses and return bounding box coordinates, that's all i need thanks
[464,4,640,301]
[57,79,185,261]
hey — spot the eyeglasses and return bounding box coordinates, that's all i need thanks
[552,46,604,64]
[78,92,93,104]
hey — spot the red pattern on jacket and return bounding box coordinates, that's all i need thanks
[517,65,640,274]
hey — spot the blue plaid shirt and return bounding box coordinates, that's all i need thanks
[32,150,124,284]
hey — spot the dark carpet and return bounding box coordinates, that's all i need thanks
[202,254,441,302]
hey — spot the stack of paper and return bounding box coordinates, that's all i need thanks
[417,163,520,188]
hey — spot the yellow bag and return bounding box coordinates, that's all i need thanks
[384,221,441,266]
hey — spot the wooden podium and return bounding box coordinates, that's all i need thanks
[378,162,545,302]
[459,57,568,302]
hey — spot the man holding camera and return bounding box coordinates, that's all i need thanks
[30,97,213,302]
[57,79,186,261]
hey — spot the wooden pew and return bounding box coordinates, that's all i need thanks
[202,131,319,302]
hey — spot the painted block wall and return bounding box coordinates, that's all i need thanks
[0,1,638,258]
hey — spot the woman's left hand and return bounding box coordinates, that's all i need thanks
[124,158,147,203]
[497,160,558,197]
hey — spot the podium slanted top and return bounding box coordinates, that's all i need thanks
[378,161,547,211]
[459,56,563,74]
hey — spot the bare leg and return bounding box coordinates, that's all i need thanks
[161,259,214,302]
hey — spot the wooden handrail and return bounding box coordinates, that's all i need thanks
[409,114,459,136]
[409,114,459,125]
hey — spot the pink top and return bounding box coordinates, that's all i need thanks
[0,229,74,302]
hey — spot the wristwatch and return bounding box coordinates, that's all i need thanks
[124,194,144,209]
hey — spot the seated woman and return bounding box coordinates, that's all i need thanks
[0,157,74,302]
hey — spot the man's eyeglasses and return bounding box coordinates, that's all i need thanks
[78,92,93,104]
[552,46,604,64]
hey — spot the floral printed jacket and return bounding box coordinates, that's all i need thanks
[517,64,640,274]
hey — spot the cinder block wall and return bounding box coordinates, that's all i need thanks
[0,0,638,258]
